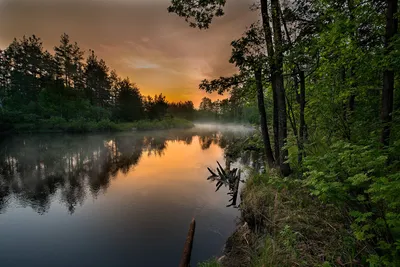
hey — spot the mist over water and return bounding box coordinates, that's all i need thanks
[0,125,255,267]
[193,122,256,133]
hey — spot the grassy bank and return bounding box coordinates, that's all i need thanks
[200,171,363,267]
[2,117,194,133]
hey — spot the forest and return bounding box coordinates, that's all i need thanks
[0,0,399,264]
[168,0,400,266]
[0,33,252,133]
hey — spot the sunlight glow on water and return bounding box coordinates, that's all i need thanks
[0,126,255,267]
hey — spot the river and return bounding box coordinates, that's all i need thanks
[0,124,257,267]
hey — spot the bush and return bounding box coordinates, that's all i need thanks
[41,116,67,130]
[304,140,400,265]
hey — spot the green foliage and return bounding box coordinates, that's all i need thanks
[168,0,226,29]
[0,33,202,133]
[305,141,400,265]
[169,0,400,264]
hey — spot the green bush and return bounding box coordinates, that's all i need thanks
[304,140,400,265]
[41,116,67,130]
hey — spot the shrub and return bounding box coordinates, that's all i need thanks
[304,141,400,265]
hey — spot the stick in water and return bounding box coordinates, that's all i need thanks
[179,218,196,267]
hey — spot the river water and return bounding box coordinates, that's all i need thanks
[0,124,256,267]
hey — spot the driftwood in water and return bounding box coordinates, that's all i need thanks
[207,161,242,207]
[179,218,196,267]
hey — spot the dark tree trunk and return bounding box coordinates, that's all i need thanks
[255,68,275,168]
[381,0,398,147]
[272,81,280,162]
[271,0,291,176]
[260,0,280,165]
[298,70,306,165]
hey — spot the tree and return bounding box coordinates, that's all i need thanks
[169,0,291,175]
[84,50,111,108]
[5,35,49,105]
[115,78,144,121]
[54,33,84,91]
[168,101,195,120]
[201,24,276,168]
[144,94,169,120]
[381,0,398,147]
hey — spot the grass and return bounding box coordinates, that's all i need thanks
[5,117,194,133]
[214,170,360,267]
[197,258,221,267]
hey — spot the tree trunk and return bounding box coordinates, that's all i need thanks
[255,68,275,168]
[271,0,291,176]
[260,0,280,166]
[272,82,280,162]
[298,70,306,165]
[381,0,398,147]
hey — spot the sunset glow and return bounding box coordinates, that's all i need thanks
[0,0,255,106]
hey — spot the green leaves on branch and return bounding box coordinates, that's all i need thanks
[305,141,400,264]
[200,74,245,94]
[168,0,226,29]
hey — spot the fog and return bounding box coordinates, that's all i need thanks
[193,122,255,133]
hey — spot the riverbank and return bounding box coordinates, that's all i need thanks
[200,171,360,267]
[1,117,194,133]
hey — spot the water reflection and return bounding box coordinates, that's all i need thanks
[0,128,251,215]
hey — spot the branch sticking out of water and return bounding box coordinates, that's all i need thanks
[207,161,241,207]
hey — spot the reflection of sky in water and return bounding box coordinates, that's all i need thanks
[0,127,253,267]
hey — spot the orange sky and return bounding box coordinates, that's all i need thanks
[0,0,256,107]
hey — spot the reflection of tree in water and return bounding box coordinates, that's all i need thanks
[143,137,168,157]
[0,128,250,215]
[0,134,153,214]
[198,132,220,150]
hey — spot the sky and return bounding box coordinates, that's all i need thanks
[0,0,256,107]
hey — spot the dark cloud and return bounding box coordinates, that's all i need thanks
[0,0,256,106]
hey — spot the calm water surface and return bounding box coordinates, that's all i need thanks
[0,124,256,267]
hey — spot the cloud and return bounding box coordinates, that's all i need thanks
[0,0,256,106]
[125,59,161,69]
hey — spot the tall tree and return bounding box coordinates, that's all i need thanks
[5,35,48,104]
[115,78,144,121]
[381,0,398,147]
[54,33,73,87]
[84,50,111,108]
[54,33,84,89]
[201,24,276,168]
[169,0,288,173]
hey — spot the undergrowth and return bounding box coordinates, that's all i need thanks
[217,171,362,267]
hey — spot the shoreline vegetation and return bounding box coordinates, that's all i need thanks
[200,171,353,267]
[199,135,400,267]
[166,0,400,265]
[0,117,195,134]
[0,33,256,137]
